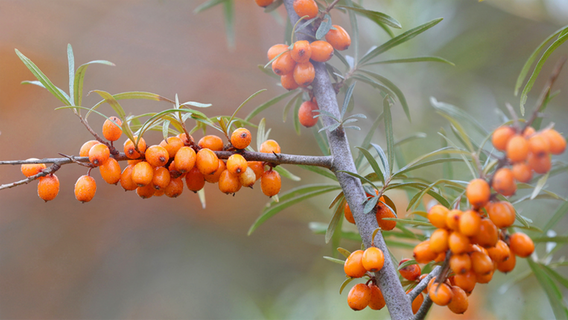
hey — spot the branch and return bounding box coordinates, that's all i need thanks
[281,2,414,319]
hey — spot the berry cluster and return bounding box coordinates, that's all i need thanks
[24,117,283,202]
[343,247,386,311]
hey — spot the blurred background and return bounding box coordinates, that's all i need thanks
[0,0,567,319]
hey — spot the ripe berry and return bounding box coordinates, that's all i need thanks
[528,134,550,157]
[470,218,498,248]
[132,161,154,187]
[120,164,138,191]
[293,0,319,20]
[99,158,121,184]
[231,128,252,149]
[198,135,224,151]
[21,159,46,177]
[136,183,155,199]
[344,250,367,278]
[185,167,206,192]
[445,209,463,231]
[227,154,248,175]
[79,140,100,157]
[271,51,296,75]
[496,249,516,273]
[492,126,515,151]
[255,0,273,7]
[102,116,122,141]
[124,136,147,159]
[247,161,264,181]
[37,174,59,202]
[410,292,424,314]
[470,251,493,276]
[74,175,96,203]
[512,162,533,183]
[344,202,355,224]
[218,170,242,194]
[413,240,437,264]
[506,135,529,162]
[466,179,490,209]
[259,139,281,154]
[298,100,319,128]
[527,152,551,174]
[487,240,511,263]
[196,148,220,175]
[362,247,384,272]
[448,231,471,255]
[177,132,194,146]
[204,160,226,183]
[159,136,184,158]
[267,44,289,61]
[239,167,257,188]
[368,284,386,310]
[309,40,334,62]
[174,146,197,173]
[89,143,110,167]
[429,228,449,253]
[541,128,566,154]
[487,201,516,228]
[325,25,351,51]
[164,177,184,198]
[376,203,396,231]
[152,166,171,190]
[261,169,281,197]
[281,73,299,90]
[290,40,312,63]
[398,259,421,281]
[459,210,481,236]
[492,167,516,196]
[428,282,453,306]
[509,232,534,257]
[450,253,472,275]
[453,270,476,294]
[293,61,315,87]
[145,145,169,167]
[447,286,469,314]
[347,283,371,311]
[427,205,448,229]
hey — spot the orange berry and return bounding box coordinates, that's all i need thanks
[487,201,516,228]
[37,174,59,202]
[470,251,493,276]
[102,116,122,141]
[120,164,138,191]
[509,232,534,258]
[428,204,449,229]
[255,0,273,7]
[496,249,516,273]
[280,73,299,90]
[136,183,155,199]
[487,239,511,263]
[466,179,490,209]
[528,134,550,157]
[309,40,334,62]
[492,167,516,196]
[459,210,481,236]
[124,137,147,159]
[376,203,396,231]
[527,152,551,174]
[174,146,197,173]
[447,286,469,314]
[271,51,296,75]
[450,253,472,275]
[239,167,257,188]
[506,135,529,163]
[290,40,312,63]
[145,145,169,167]
[445,209,463,231]
[429,228,450,253]
[448,231,471,255]
[131,161,154,187]
[293,61,315,87]
[231,128,252,150]
[227,154,248,175]
[347,283,371,311]
[267,44,289,61]
[21,159,46,177]
[522,126,536,137]
[344,250,367,278]
[74,175,96,203]
[344,202,355,224]
[159,136,184,158]
[476,269,494,283]
[261,169,281,197]
[362,247,384,272]
[259,139,281,154]
[185,166,206,192]
[325,25,351,51]
[177,132,194,146]
[470,218,499,248]
[428,282,453,306]
[453,270,476,294]
[398,259,421,281]
[164,177,184,198]
[512,162,533,183]
[247,161,264,181]
[79,140,100,157]
[152,166,171,190]
[204,160,226,183]
[541,128,566,154]
[99,158,121,184]
[127,159,142,166]
[293,0,318,19]
[196,148,220,175]
[410,292,424,314]
[492,126,515,151]
[218,170,242,194]
[89,143,110,167]
[413,240,437,264]
[298,100,319,128]
[198,135,224,151]
[368,284,386,310]
[168,161,184,179]
[154,189,165,197]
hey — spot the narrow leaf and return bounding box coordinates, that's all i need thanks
[341,82,356,120]
[67,44,75,105]
[74,60,115,107]
[371,143,390,179]
[323,256,345,265]
[365,56,454,66]
[298,165,337,181]
[274,166,301,181]
[356,147,385,184]
[194,0,225,13]
[383,97,395,175]
[245,90,296,121]
[316,14,332,40]
[338,5,401,29]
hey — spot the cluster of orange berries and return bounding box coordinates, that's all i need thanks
[343,195,397,231]
[24,116,284,202]
[343,247,386,311]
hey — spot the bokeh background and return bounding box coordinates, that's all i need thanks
[0,0,567,319]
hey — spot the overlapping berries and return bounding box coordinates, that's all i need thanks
[343,246,386,311]
[24,117,283,202]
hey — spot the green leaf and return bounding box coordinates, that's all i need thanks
[74,60,115,107]
[337,247,352,259]
[326,200,344,243]
[223,0,236,49]
[323,256,345,265]
[338,5,401,29]
[298,165,337,181]
[532,236,568,243]
[385,218,432,227]
[16,49,72,106]
[364,195,379,214]
[360,70,410,122]
[543,201,568,234]
[282,91,302,122]
[395,158,463,176]
[359,18,443,65]
[341,82,356,120]
[312,123,330,155]
[274,166,301,182]
[67,44,75,106]
[365,56,454,66]
[382,97,395,175]
[542,264,568,290]
[531,171,549,200]
[395,147,471,177]
[245,90,297,121]
[256,118,266,151]
[527,260,568,320]
[230,89,266,127]
[316,14,332,40]
[371,143,390,178]
[351,74,395,98]
[355,113,383,169]
[337,170,379,191]
[356,147,385,184]
[194,0,226,12]
[339,277,354,295]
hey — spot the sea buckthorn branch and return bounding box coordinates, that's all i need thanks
[282,1,414,319]
[408,265,442,303]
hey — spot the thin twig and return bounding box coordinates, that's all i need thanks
[0,163,60,190]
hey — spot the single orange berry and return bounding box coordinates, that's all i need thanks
[506,135,529,163]
[280,73,299,90]
[218,170,242,194]
[272,51,296,75]
[99,158,121,184]
[259,139,281,154]
[448,231,471,255]
[152,166,171,190]
[487,239,511,264]
[255,0,274,7]
[102,116,122,141]
[429,228,450,253]
[89,143,110,167]
[261,169,281,197]
[293,0,319,19]
[174,146,197,173]
[398,259,421,281]
[428,282,453,306]
[509,232,534,258]
[528,134,550,157]
[492,126,515,151]
[427,204,449,229]
[450,253,472,275]
[453,270,476,294]
[198,135,224,152]
[37,174,60,202]
[145,145,169,167]
[541,128,566,154]
[293,61,315,87]
[131,161,154,187]
[136,183,155,199]
[445,209,463,231]
[185,166,206,192]
[344,202,355,224]
[459,210,481,236]
[168,161,183,179]
[177,132,194,146]
[267,44,289,61]
[298,100,319,128]
[368,284,386,310]
[447,286,469,314]
[196,148,220,175]
[347,283,371,311]
[325,25,351,51]
[120,164,138,191]
[239,167,257,188]
[227,154,248,175]
[21,159,46,177]
[522,126,536,137]
[74,175,96,203]
[466,179,490,209]
[164,177,184,198]
[470,218,498,248]
[290,40,312,63]
[476,269,494,284]
[492,167,517,196]
[159,136,184,158]
[344,250,367,278]
[413,240,437,264]
[247,161,265,181]
[512,162,533,183]
[124,136,147,159]
[496,249,516,273]
[362,247,384,272]
[470,251,493,276]
[79,140,100,157]
[309,40,334,62]
[376,203,396,231]
[410,292,424,314]
[204,160,226,184]
[527,152,551,174]
[487,201,516,228]
[231,128,252,150]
